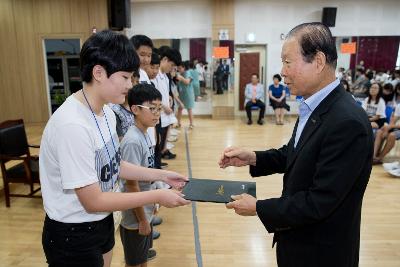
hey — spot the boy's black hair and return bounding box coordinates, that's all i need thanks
[130,34,153,50]
[366,71,374,80]
[158,46,182,66]
[128,84,162,107]
[273,74,282,81]
[151,51,160,65]
[80,30,139,83]
[179,60,190,70]
[383,83,394,92]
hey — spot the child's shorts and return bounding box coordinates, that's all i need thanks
[42,214,115,267]
[119,225,153,266]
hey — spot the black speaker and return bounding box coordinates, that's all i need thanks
[108,0,131,30]
[322,7,337,27]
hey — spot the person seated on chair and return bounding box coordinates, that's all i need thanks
[244,73,265,125]
[362,82,386,129]
[269,74,287,125]
[373,102,400,165]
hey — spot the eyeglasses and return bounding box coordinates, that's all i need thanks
[136,105,163,114]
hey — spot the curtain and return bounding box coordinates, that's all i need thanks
[350,36,400,71]
[190,38,206,61]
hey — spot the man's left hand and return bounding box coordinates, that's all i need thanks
[226,194,257,216]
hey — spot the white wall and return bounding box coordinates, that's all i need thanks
[335,37,351,71]
[126,0,212,39]
[179,38,190,61]
[235,0,400,86]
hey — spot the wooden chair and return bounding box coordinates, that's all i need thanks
[0,119,41,207]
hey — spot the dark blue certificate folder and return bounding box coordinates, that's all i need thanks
[182,178,256,203]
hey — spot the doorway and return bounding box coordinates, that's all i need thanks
[43,38,81,115]
[234,45,267,114]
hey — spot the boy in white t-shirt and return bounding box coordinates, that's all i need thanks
[40,30,190,267]
[152,46,182,160]
[130,35,157,148]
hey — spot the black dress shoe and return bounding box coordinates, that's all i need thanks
[152,230,160,239]
[152,216,163,226]
[257,119,264,125]
[247,120,253,125]
[148,249,157,261]
[162,150,176,159]
[161,162,168,169]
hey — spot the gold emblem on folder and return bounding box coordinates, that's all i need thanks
[216,185,224,196]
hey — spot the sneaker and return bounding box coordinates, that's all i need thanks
[152,230,160,240]
[148,249,157,261]
[387,168,400,177]
[257,119,264,125]
[170,128,180,135]
[161,162,168,169]
[247,120,252,125]
[383,161,400,172]
[166,142,175,150]
[152,216,163,226]
[167,136,177,142]
[162,150,176,159]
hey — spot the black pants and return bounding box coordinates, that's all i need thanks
[155,121,162,169]
[222,75,229,90]
[216,78,223,94]
[245,100,265,121]
[159,125,169,153]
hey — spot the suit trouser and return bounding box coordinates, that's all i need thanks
[216,78,223,94]
[245,100,265,121]
[223,76,229,90]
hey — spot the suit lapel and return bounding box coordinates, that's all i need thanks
[287,115,321,169]
[286,85,345,170]
[286,119,299,166]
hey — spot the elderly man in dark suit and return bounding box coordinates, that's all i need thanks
[219,22,373,267]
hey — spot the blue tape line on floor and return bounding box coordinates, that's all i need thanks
[184,127,203,267]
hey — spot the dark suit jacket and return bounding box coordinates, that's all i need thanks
[251,85,373,267]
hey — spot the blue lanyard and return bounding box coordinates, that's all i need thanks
[82,89,118,189]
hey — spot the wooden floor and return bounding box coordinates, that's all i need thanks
[1,117,400,266]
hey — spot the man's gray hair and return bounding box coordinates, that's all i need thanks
[286,22,338,68]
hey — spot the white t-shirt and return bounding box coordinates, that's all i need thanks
[39,95,120,223]
[362,97,386,118]
[152,71,174,127]
[394,103,400,117]
[196,64,204,81]
[139,68,156,146]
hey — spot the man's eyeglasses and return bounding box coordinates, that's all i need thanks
[136,105,163,114]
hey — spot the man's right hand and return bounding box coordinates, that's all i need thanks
[218,146,256,168]
[156,189,191,208]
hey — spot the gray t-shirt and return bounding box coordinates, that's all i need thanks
[120,124,156,229]
[109,104,134,138]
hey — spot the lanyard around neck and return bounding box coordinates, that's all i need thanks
[82,89,118,188]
